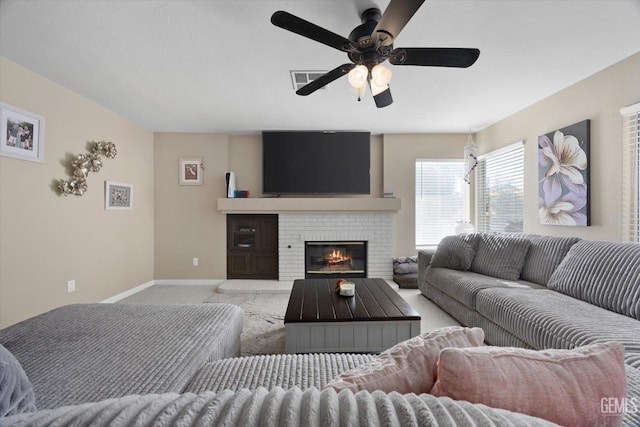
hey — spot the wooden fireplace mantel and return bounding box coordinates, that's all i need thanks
[216,197,401,214]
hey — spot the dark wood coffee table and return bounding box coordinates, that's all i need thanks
[284,278,421,353]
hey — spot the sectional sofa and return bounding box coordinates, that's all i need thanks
[418,232,640,427]
[2,302,557,425]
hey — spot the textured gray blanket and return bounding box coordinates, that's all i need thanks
[0,304,243,409]
[3,387,559,426]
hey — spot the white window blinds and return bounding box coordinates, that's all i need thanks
[476,143,524,233]
[621,103,640,243]
[415,160,466,246]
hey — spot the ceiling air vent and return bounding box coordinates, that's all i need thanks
[290,70,328,91]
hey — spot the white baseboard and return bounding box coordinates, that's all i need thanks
[153,279,224,286]
[100,279,225,303]
[100,281,155,303]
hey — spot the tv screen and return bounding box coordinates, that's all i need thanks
[262,131,370,195]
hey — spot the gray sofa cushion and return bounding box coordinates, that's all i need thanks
[0,344,36,417]
[0,303,243,409]
[475,287,640,357]
[547,240,640,320]
[470,234,531,280]
[520,236,580,285]
[183,353,374,393]
[3,387,559,427]
[426,267,546,309]
[430,234,477,271]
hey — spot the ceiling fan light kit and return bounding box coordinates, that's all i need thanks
[271,0,479,108]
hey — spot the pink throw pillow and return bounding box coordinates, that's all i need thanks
[431,342,627,427]
[325,326,484,394]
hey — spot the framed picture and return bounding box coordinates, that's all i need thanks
[0,102,45,163]
[180,157,203,185]
[105,181,133,210]
[538,119,590,226]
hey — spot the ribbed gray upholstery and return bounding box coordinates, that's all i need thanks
[0,304,243,409]
[0,344,36,417]
[467,313,535,349]
[475,287,640,354]
[470,234,532,280]
[430,234,477,270]
[624,366,640,427]
[520,236,580,285]
[183,353,375,393]
[426,267,545,309]
[418,251,433,297]
[627,353,640,370]
[424,284,474,327]
[3,387,560,427]
[547,241,640,320]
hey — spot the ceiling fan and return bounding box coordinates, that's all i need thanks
[271,0,480,108]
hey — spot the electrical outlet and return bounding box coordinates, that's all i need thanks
[192,258,199,267]
[67,280,76,293]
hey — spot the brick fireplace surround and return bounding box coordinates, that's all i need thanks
[278,213,393,282]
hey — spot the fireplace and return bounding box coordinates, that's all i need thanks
[305,241,367,279]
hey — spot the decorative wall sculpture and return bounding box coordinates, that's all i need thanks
[463,134,478,184]
[538,120,590,226]
[57,141,117,196]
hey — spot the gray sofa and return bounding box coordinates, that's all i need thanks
[419,232,640,427]
[1,301,560,426]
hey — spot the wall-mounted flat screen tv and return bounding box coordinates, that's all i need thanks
[262,131,370,195]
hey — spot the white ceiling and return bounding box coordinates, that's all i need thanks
[1,0,639,134]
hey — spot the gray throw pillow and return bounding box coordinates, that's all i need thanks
[430,235,477,271]
[470,234,531,280]
[0,344,37,417]
[520,236,580,285]
[394,263,419,274]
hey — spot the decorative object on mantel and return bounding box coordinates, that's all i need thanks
[454,221,475,234]
[463,133,478,184]
[57,141,117,196]
[179,157,204,186]
[538,120,590,226]
[0,102,45,163]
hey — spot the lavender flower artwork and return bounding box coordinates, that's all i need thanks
[538,120,590,226]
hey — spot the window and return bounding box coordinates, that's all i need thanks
[415,159,466,246]
[476,142,524,233]
[621,103,640,243]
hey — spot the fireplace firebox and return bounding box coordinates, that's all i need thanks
[305,241,367,279]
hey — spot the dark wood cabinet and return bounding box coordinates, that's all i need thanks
[227,214,278,279]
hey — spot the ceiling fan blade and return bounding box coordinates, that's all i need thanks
[372,0,425,46]
[389,48,480,68]
[296,63,355,96]
[271,11,358,52]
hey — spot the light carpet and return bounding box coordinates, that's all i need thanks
[118,283,459,356]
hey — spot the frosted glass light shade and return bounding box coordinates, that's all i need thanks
[371,64,392,87]
[347,65,368,89]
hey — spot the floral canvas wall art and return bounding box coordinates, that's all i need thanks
[538,120,590,226]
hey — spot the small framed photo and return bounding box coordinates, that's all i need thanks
[180,157,203,185]
[1,102,45,163]
[105,181,133,210]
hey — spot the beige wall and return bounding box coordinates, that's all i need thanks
[153,133,229,280]
[475,52,640,241]
[383,134,468,257]
[153,133,384,280]
[0,58,154,328]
